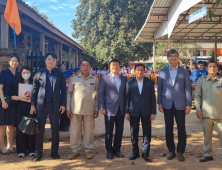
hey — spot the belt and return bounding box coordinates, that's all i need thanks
[45,98,53,102]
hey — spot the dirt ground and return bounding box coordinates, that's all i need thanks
[1,134,222,170]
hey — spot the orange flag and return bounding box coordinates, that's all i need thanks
[4,0,21,35]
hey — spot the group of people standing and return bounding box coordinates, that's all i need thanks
[0,49,222,164]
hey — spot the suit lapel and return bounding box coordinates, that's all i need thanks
[141,78,146,96]
[173,66,181,87]
[53,69,58,91]
[133,78,140,96]
[108,73,118,93]
[166,66,172,87]
[119,75,124,93]
[42,68,47,89]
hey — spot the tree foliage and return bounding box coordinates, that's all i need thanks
[206,0,222,20]
[72,0,153,64]
[155,42,202,64]
[155,59,166,71]
[31,5,53,24]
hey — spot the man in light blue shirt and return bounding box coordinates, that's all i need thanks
[169,65,178,86]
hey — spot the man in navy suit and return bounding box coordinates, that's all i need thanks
[30,52,66,161]
[125,64,156,162]
[98,59,127,159]
[157,49,192,162]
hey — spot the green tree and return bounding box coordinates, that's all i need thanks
[155,59,166,71]
[72,0,153,64]
[206,0,222,20]
[156,42,167,57]
[207,49,216,61]
[31,5,52,24]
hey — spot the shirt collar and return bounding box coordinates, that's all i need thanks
[169,65,178,70]
[136,77,143,83]
[46,68,55,74]
[78,73,93,79]
[206,75,219,81]
[111,72,120,78]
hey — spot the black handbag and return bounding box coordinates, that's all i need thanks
[18,115,41,135]
[0,95,11,105]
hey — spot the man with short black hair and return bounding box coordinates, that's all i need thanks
[30,52,67,161]
[200,61,208,77]
[195,61,222,162]
[125,64,156,162]
[98,59,127,159]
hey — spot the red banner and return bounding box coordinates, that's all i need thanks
[217,49,222,56]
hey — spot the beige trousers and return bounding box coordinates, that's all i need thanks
[202,117,222,157]
[70,114,95,152]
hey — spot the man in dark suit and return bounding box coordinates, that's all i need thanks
[98,59,127,159]
[158,49,192,162]
[125,64,156,162]
[30,52,66,161]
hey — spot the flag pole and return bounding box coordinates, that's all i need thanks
[13,23,16,48]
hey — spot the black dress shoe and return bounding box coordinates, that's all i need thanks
[129,153,140,160]
[113,151,125,158]
[142,153,152,162]
[51,152,60,159]
[33,153,43,161]
[107,152,113,159]
[59,126,69,132]
[199,156,213,162]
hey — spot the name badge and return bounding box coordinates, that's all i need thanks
[217,85,222,88]
[90,83,95,85]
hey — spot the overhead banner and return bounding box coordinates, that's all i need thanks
[188,6,207,24]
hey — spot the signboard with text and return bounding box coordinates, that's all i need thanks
[188,6,207,24]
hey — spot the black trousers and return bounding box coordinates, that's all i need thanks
[104,107,124,153]
[35,101,60,154]
[163,104,186,154]
[16,101,35,154]
[130,112,151,155]
[59,111,70,128]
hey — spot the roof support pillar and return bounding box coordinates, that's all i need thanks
[40,33,45,56]
[168,38,171,51]
[1,15,8,48]
[76,51,79,68]
[58,42,63,64]
[69,47,72,69]
[153,39,156,71]
[215,36,217,62]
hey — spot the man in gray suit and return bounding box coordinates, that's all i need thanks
[98,59,127,159]
[157,49,192,162]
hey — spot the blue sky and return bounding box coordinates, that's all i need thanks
[22,0,79,40]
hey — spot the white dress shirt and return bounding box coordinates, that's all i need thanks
[169,65,178,86]
[111,73,121,92]
[136,77,143,95]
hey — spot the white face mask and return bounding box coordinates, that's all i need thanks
[22,73,31,80]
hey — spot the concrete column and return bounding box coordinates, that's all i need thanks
[153,39,156,71]
[168,38,171,51]
[215,36,217,62]
[1,15,8,48]
[40,34,45,55]
[76,51,79,67]
[69,47,72,69]
[59,42,63,64]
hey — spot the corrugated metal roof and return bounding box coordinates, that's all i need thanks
[135,0,222,43]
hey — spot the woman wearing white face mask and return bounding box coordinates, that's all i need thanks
[11,66,35,158]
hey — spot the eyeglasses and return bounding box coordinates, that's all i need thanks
[46,59,57,62]
[168,56,178,58]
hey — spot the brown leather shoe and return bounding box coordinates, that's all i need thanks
[167,152,176,160]
[177,153,185,162]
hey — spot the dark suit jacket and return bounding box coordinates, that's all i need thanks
[98,73,127,116]
[125,77,156,117]
[31,68,66,112]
